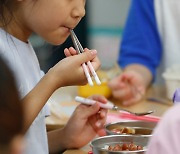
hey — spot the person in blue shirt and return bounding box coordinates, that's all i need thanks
[109,0,180,106]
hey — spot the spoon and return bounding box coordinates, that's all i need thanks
[75,96,154,116]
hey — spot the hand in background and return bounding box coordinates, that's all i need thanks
[62,95,108,149]
[108,70,146,106]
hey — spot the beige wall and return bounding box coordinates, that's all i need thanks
[87,0,131,69]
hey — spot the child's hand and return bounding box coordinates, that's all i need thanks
[64,47,99,73]
[47,49,100,87]
[62,95,108,149]
[64,47,78,57]
[108,70,146,106]
[64,47,95,57]
[87,95,108,136]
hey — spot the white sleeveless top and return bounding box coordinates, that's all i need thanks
[154,0,180,84]
[0,29,49,154]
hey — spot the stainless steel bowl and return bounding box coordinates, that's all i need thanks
[105,121,157,136]
[91,135,149,154]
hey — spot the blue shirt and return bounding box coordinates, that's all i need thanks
[118,0,162,81]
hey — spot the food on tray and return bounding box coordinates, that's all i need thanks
[111,127,135,135]
[105,143,143,151]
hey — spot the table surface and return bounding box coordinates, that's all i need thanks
[46,85,172,154]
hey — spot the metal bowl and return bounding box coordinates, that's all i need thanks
[105,121,157,137]
[91,135,149,154]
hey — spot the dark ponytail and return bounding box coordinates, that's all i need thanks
[0,0,15,27]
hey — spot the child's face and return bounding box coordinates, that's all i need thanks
[19,0,86,45]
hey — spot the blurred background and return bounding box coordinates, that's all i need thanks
[30,0,130,73]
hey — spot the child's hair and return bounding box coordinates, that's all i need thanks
[0,56,23,150]
[0,0,16,27]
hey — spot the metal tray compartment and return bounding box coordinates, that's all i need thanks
[91,135,149,154]
[105,121,157,136]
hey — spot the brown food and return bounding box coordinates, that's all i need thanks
[108,143,143,151]
[111,127,135,135]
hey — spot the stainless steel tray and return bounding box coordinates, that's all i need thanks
[91,135,149,154]
[105,121,157,136]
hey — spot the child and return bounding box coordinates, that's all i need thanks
[0,56,24,154]
[0,0,108,153]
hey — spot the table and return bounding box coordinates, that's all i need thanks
[46,85,172,154]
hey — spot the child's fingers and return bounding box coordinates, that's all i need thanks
[79,103,100,118]
[64,47,77,57]
[88,110,107,130]
[95,110,107,128]
[83,49,101,70]
[71,48,99,70]
[69,47,78,55]
[84,48,98,58]
[89,56,101,70]
[78,50,98,64]
[97,129,106,137]
[99,108,108,118]
[84,48,97,52]
[88,95,107,104]
[64,48,72,57]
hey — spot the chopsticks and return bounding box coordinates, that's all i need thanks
[70,30,101,86]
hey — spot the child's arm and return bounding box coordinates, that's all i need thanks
[22,50,100,132]
[22,72,57,132]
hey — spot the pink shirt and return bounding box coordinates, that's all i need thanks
[146,103,180,154]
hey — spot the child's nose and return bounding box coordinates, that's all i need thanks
[72,5,86,19]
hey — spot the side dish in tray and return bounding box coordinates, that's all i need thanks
[105,143,143,151]
[111,127,136,135]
